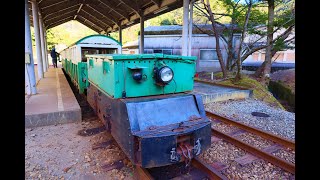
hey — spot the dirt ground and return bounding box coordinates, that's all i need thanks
[25,119,134,180]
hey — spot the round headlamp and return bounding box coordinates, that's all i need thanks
[158,66,174,84]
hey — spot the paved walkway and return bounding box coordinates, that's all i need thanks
[25,67,81,128]
[193,82,252,104]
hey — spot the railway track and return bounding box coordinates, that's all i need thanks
[134,157,228,180]
[206,111,295,175]
[66,70,226,179]
[66,69,295,178]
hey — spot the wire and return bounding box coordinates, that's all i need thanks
[173,79,177,93]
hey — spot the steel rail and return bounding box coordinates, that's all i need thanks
[206,111,295,150]
[192,157,228,180]
[212,128,295,174]
[134,166,154,180]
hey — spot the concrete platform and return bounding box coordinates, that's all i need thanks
[193,81,252,104]
[25,67,81,128]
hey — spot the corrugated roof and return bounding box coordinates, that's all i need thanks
[143,24,240,35]
[28,0,187,34]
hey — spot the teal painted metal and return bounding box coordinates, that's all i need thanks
[74,34,122,46]
[77,62,89,94]
[61,59,88,94]
[86,54,197,98]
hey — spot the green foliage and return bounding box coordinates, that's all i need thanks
[160,18,178,25]
[216,75,285,109]
[272,38,286,52]
[44,20,96,49]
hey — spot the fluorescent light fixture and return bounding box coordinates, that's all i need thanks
[126,21,134,26]
[154,6,169,14]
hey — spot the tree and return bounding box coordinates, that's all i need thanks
[235,0,253,81]
[194,0,255,78]
[254,0,295,83]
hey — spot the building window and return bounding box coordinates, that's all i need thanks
[153,49,162,54]
[233,35,241,47]
[200,49,218,61]
[153,49,173,55]
[144,49,153,54]
[163,49,173,55]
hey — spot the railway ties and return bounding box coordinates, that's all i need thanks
[134,159,228,180]
[206,111,295,175]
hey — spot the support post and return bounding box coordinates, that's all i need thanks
[39,14,47,72]
[31,0,44,79]
[25,0,37,95]
[119,24,122,54]
[182,0,189,56]
[258,52,262,61]
[188,0,194,56]
[119,25,122,45]
[139,12,144,54]
[283,51,287,62]
[43,27,49,69]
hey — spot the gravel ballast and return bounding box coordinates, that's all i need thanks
[205,98,295,140]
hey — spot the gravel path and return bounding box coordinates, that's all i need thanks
[25,120,134,180]
[200,140,246,165]
[235,132,275,150]
[200,139,294,179]
[272,148,295,164]
[222,159,294,179]
[205,98,295,140]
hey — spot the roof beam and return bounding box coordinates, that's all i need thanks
[46,16,73,29]
[42,2,79,17]
[96,0,130,21]
[76,15,103,32]
[44,9,77,23]
[45,13,75,27]
[151,0,162,7]
[86,3,120,26]
[78,9,111,30]
[118,0,140,14]
[40,0,69,10]
[43,4,79,20]
[74,3,84,19]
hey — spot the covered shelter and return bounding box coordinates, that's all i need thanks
[25,0,196,95]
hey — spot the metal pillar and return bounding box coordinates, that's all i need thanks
[139,13,144,54]
[39,14,47,72]
[119,25,122,45]
[188,0,194,56]
[25,0,37,95]
[182,0,189,56]
[31,0,44,79]
[43,27,49,69]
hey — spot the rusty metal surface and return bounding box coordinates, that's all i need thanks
[212,129,295,174]
[234,153,258,166]
[101,159,125,171]
[134,166,154,180]
[206,111,295,150]
[191,157,228,180]
[92,140,114,150]
[77,126,106,136]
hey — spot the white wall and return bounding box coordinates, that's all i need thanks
[143,34,239,72]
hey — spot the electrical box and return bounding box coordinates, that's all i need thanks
[25,53,31,64]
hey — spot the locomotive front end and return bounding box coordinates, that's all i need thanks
[86,54,211,168]
[125,93,211,168]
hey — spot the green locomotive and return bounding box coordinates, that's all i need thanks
[61,35,211,168]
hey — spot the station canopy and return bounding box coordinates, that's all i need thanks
[28,0,185,34]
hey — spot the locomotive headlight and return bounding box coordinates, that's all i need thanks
[159,66,174,83]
